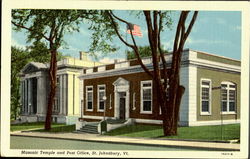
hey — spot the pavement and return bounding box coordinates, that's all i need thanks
[10,131,240,151]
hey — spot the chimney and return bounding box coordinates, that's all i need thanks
[79,51,88,61]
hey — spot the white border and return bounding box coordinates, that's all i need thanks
[1,0,249,158]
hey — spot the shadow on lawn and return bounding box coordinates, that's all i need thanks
[105,124,163,136]
[32,125,75,133]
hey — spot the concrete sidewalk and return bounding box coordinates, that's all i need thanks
[10,131,240,151]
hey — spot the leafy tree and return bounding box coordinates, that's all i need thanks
[11,9,87,130]
[11,47,30,120]
[127,45,168,60]
[11,44,53,120]
[103,10,198,136]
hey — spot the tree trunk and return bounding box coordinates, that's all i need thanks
[161,84,185,136]
[44,50,57,130]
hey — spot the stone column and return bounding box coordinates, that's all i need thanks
[37,73,47,115]
[59,75,63,115]
[28,78,31,114]
[63,74,68,115]
[24,79,28,115]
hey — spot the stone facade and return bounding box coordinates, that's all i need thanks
[19,52,103,125]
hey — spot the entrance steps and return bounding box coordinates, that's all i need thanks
[75,122,99,134]
[75,119,135,134]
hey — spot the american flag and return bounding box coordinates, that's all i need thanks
[126,23,143,37]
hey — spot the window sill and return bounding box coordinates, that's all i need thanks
[86,109,93,112]
[97,110,104,112]
[220,112,236,115]
[200,112,211,116]
[140,111,152,114]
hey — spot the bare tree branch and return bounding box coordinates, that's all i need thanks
[11,21,50,41]
[183,11,198,42]
[107,11,153,77]
[107,11,134,48]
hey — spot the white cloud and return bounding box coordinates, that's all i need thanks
[162,40,174,51]
[11,39,27,49]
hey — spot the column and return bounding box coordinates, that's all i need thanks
[27,79,31,114]
[63,74,68,115]
[24,79,28,115]
[59,75,63,115]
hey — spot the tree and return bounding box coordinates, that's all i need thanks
[11,46,30,120]
[104,10,198,136]
[11,44,52,120]
[11,10,90,130]
[127,45,168,60]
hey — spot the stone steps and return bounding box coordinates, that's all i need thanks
[77,124,99,134]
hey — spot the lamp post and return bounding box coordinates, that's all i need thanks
[103,96,107,120]
[212,85,226,141]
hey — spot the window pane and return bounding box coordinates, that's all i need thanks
[87,102,92,109]
[143,101,151,111]
[99,101,104,110]
[143,89,151,100]
[221,84,227,88]
[229,90,235,100]
[221,89,227,100]
[202,88,209,100]
[87,87,93,91]
[201,101,209,112]
[99,91,104,100]
[202,81,210,86]
[229,84,236,88]
[99,86,105,90]
[221,101,227,111]
[143,82,151,87]
[229,102,235,111]
[87,92,92,101]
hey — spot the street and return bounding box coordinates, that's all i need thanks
[10,136,201,151]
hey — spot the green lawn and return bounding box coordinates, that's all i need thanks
[33,124,75,133]
[11,122,75,133]
[104,124,240,142]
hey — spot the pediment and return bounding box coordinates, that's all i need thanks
[21,62,47,74]
[113,77,129,86]
[22,65,39,74]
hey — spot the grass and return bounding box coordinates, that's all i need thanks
[33,124,75,133]
[104,124,240,142]
[11,122,75,133]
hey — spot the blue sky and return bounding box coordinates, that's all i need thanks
[11,10,241,63]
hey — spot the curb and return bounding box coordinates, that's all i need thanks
[11,133,240,151]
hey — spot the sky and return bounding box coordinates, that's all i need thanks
[11,10,241,63]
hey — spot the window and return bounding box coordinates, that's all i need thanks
[221,82,236,113]
[200,79,211,115]
[86,86,93,111]
[98,85,106,112]
[141,81,152,114]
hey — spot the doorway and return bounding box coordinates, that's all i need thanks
[119,92,126,120]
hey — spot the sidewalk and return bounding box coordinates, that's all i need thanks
[10,131,240,151]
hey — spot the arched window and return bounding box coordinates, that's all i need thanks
[221,81,236,113]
